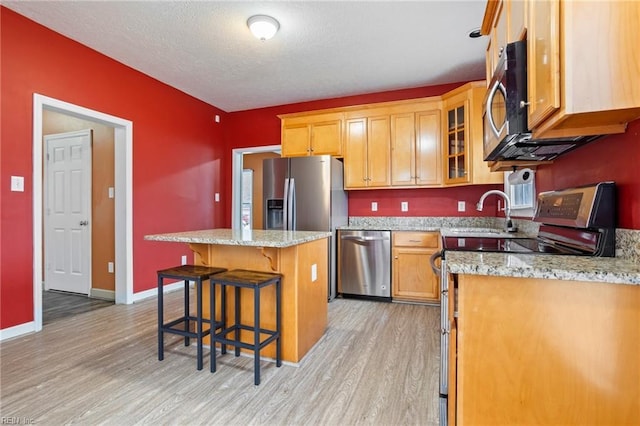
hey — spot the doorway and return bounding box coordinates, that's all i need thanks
[32,94,134,333]
[231,145,281,230]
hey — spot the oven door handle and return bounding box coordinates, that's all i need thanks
[430,250,442,276]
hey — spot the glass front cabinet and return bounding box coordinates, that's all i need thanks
[443,94,471,185]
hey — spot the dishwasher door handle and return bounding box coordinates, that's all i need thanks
[340,235,389,242]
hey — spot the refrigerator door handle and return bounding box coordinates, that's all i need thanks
[283,178,290,230]
[289,178,296,230]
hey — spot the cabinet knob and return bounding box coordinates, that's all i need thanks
[520,100,530,109]
[394,256,398,259]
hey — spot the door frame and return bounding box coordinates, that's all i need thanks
[33,94,134,332]
[231,145,281,230]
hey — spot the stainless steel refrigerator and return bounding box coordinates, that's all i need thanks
[263,155,348,300]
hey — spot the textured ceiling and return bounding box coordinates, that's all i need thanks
[3,1,489,112]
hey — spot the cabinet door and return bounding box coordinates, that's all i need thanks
[391,112,416,186]
[415,110,441,186]
[344,118,368,188]
[527,0,560,128]
[392,247,440,302]
[508,0,527,42]
[311,119,342,156]
[443,100,470,185]
[282,124,310,157]
[367,116,391,187]
[492,0,507,68]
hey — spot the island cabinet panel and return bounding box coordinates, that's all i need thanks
[454,275,640,425]
[189,237,329,363]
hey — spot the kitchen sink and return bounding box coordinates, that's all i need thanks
[441,228,520,238]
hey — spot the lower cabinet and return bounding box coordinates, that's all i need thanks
[453,274,640,424]
[392,231,440,303]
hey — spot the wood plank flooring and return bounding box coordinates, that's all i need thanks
[43,290,114,325]
[0,291,440,425]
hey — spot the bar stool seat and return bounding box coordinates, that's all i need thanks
[157,264,226,371]
[210,269,282,385]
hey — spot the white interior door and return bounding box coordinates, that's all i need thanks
[44,130,92,294]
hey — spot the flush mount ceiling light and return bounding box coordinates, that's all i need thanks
[247,15,280,41]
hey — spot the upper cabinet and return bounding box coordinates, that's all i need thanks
[442,82,503,186]
[279,112,344,157]
[390,104,442,187]
[343,114,391,189]
[280,85,501,189]
[482,0,640,141]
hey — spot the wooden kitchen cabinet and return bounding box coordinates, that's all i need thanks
[453,274,640,424]
[483,0,640,140]
[442,82,503,186]
[391,108,442,187]
[343,115,391,188]
[280,112,343,157]
[392,231,440,303]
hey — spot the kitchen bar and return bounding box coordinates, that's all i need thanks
[145,229,331,363]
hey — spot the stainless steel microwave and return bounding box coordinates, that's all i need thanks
[483,40,601,162]
[483,40,529,161]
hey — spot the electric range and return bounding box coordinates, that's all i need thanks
[442,182,616,257]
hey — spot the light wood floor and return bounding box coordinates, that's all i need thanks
[43,290,114,325]
[0,291,440,425]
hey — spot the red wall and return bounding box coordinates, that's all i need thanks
[536,118,640,229]
[0,8,226,329]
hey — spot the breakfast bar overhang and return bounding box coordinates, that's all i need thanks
[145,229,331,363]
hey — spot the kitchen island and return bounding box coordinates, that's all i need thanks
[145,229,331,363]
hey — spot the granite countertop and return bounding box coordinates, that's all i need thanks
[144,229,331,248]
[445,251,640,285]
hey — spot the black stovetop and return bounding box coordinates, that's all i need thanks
[441,236,590,255]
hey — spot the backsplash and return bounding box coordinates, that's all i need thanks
[616,229,640,264]
[348,216,639,263]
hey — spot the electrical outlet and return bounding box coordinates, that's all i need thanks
[401,201,409,212]
[371,201,378,212]
[458,201,466,212]
[181,255,188,265]
[214,193,220,202]
[108,262,114,273]
[311,264,317,282]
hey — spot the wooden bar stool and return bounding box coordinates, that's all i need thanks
[157,265,226,371]
[210,269,282,385]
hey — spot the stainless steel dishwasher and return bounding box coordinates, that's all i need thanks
[338,230,391,299]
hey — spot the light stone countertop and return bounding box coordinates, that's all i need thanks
[144,229,331,248]
[444,251,640,285]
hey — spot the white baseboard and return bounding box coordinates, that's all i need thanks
[0,321,36,342]
[90,288,115,301]
[132,280,191,303]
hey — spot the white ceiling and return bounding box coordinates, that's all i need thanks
[3,0,489,112]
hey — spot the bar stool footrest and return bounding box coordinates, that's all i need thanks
[213,324,280,351]
[162,316,223,339]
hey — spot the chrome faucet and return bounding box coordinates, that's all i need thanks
[476,190,518,233]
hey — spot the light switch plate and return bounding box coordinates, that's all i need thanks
[11,176,24,192]
[311,264,317,282]
[371,201,378,212]
[458,201,466,212]
[214,193,220,202]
